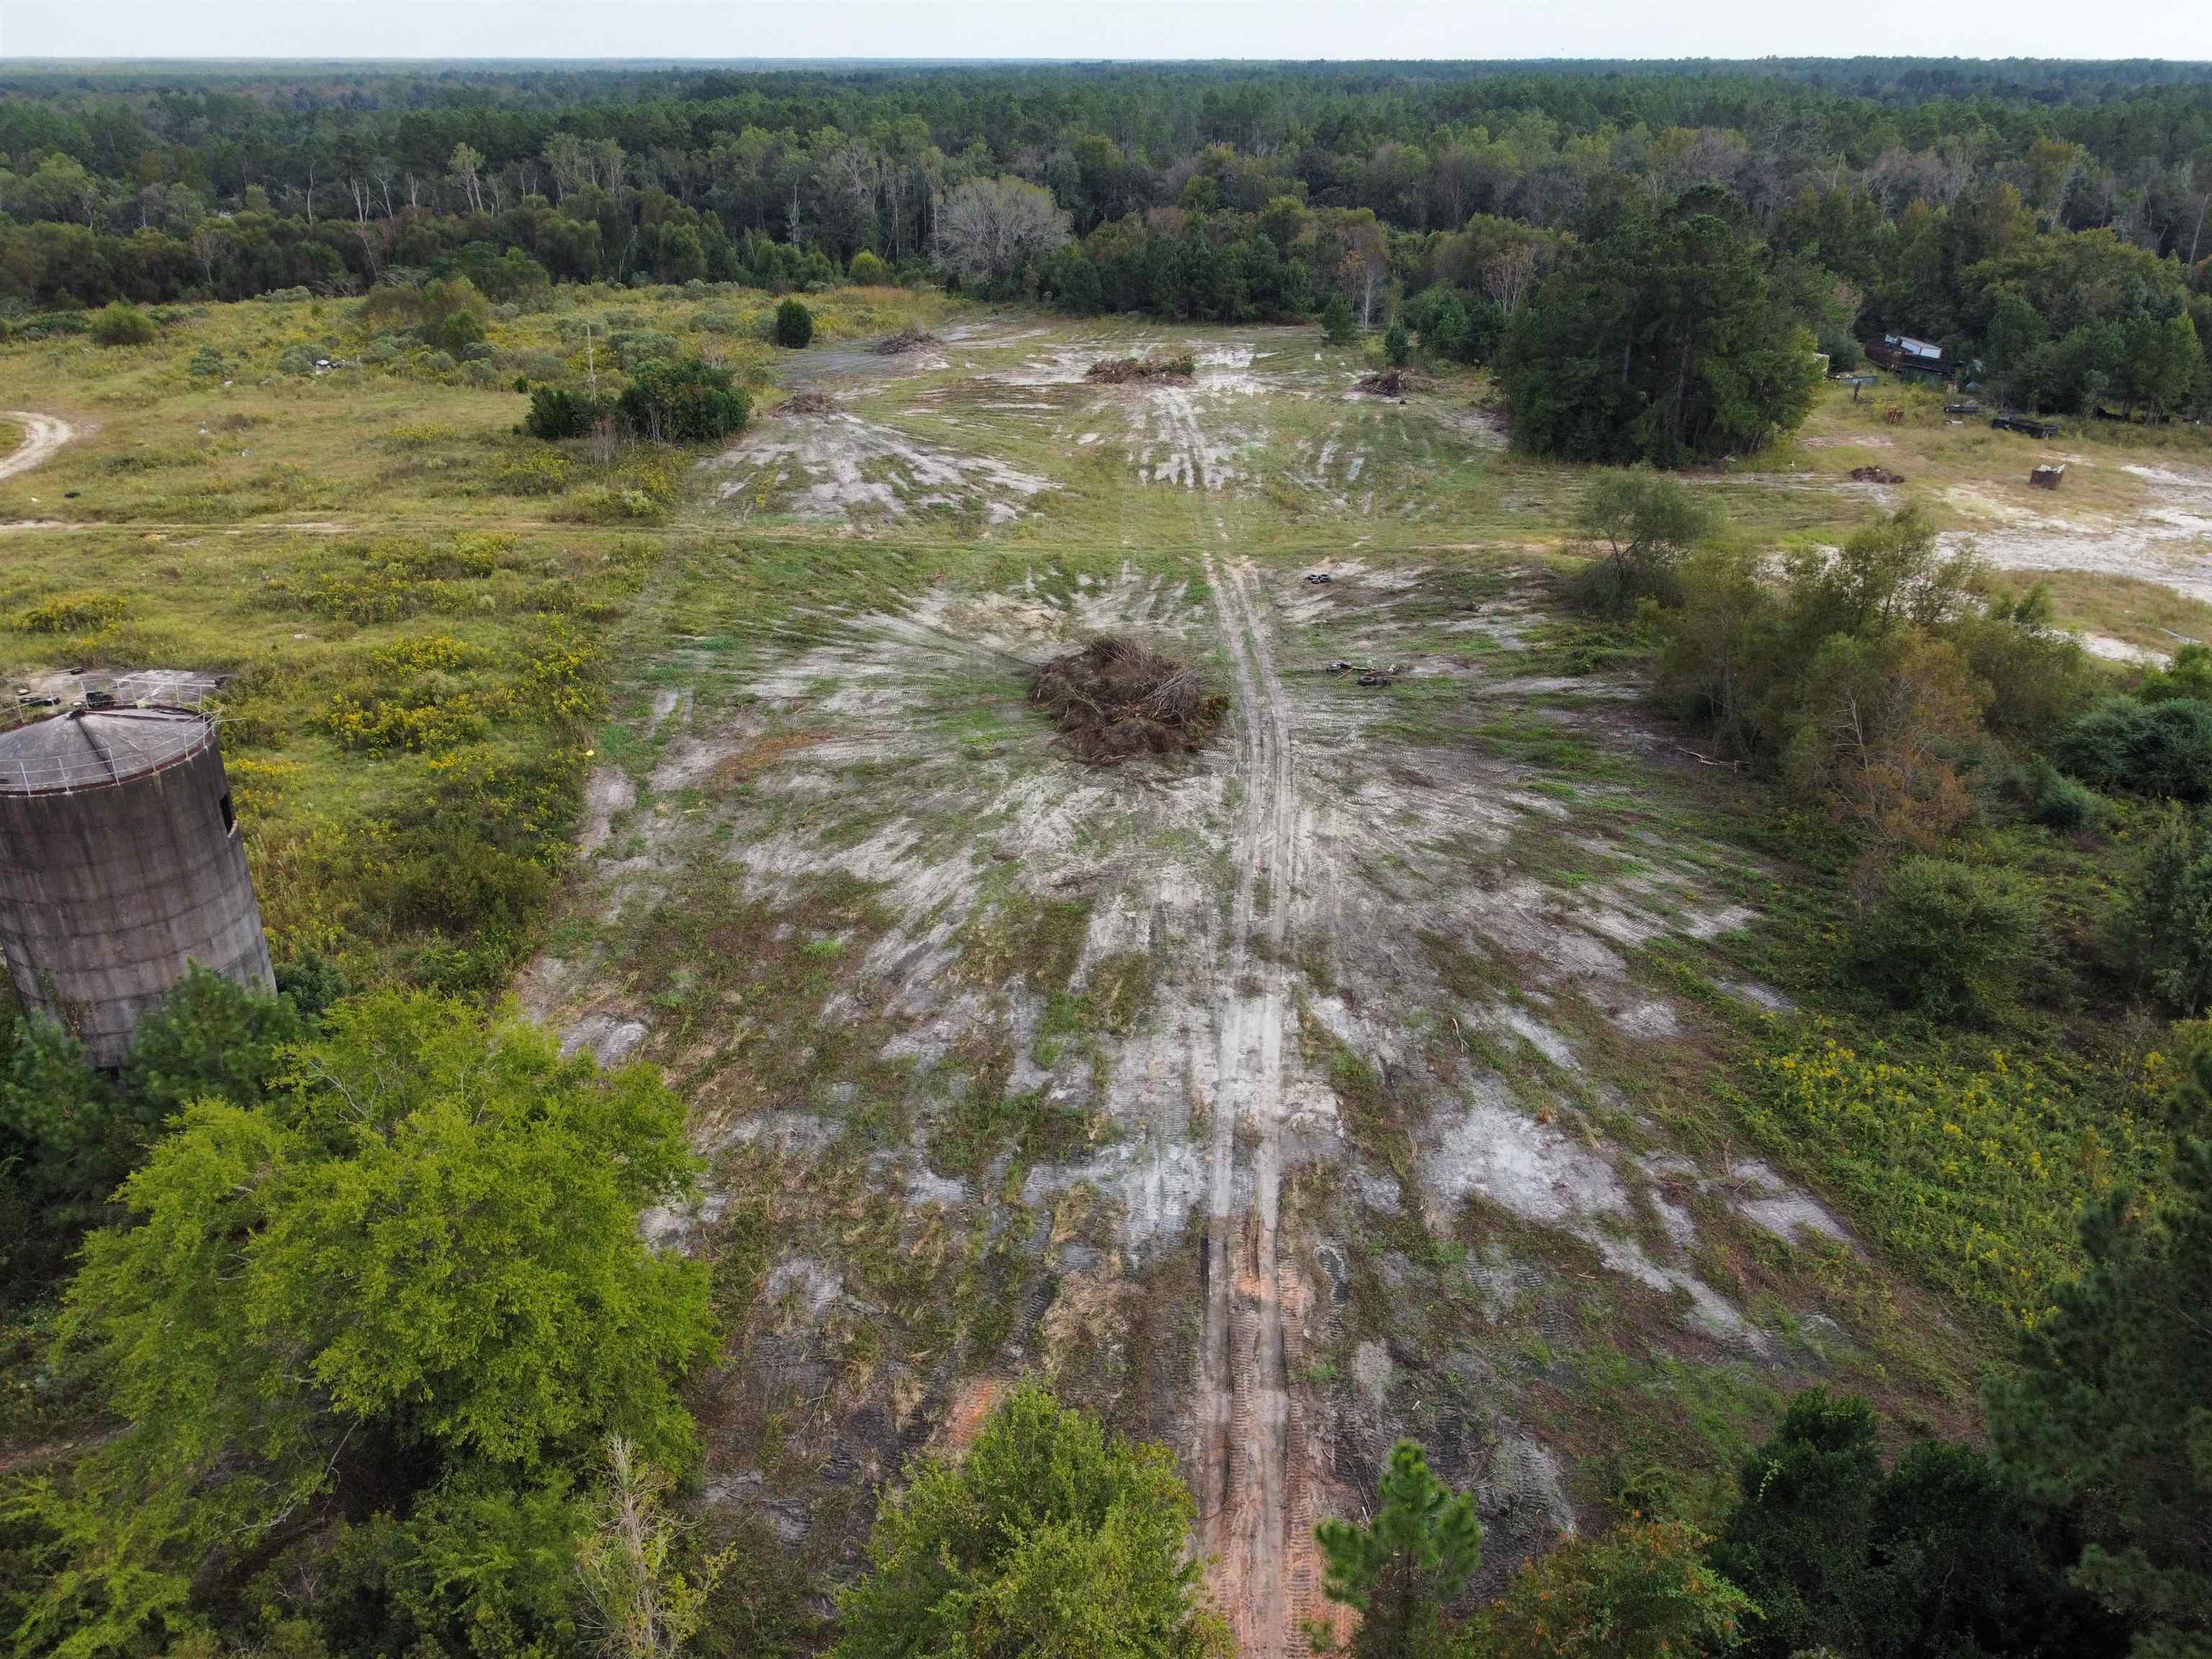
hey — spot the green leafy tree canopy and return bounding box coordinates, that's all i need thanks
[834,1380,1229,1659]
[18,992,714,1659]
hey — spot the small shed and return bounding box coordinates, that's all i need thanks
[2030,464,2066,490]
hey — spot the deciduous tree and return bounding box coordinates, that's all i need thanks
[834,1381,1228,1659]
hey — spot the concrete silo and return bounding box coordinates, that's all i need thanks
[0,707,274,1069]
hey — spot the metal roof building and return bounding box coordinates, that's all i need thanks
[0,707,274,1068]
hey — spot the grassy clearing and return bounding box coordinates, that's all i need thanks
[0,283,951,529]
[2015,567,2212,653]
[19,298,2212,1581]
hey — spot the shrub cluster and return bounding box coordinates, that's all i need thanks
[524,356,748,446]
[2052,694,2212,800]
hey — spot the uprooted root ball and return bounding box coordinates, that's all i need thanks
[1029,635,1228,766]
[1086,354,1197,385]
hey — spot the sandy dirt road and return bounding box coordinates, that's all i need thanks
[1197,541,1318,1658]
[0,412,73,482]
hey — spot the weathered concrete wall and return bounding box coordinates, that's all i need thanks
[0,727,274,1068]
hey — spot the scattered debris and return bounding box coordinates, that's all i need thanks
[1944,400,1981,415]
[1849,465,1906,484]
[2031,463,2066,490]
[1028,634,1227,765]
[872,326,941,355]
[777,388,839,415]
[1326,660,1354,674]
[1865,333,1946,378]
[1992,415,2059,439]
[1354,367,1415,397]
[1356,670,1395,688]
[1086,354,1196,385]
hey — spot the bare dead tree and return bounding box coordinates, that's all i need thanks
[354,223,386,285]
[823,141,883,248]
[1484,244,1539,315]
[932,175,1071,286]
[545,133,586,202]
[573,1437,730,1659]
[1338,218,1389,329]
[190,222,227,290]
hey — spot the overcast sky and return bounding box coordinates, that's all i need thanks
[3,0,2211,64]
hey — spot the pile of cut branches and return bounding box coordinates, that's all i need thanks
[1086,354,1196,385]
[1029,635,1226,765]
[873,326,940,354]
[778,388,838,415]
[1354,367,1416,397]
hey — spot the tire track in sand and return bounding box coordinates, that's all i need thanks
[1198,531,1312,1658]
[0,412,74,482]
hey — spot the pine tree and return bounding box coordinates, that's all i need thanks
[1316,1441,1482,1659]
[1322,292,1357,345]
[1989,1138,2212,1658]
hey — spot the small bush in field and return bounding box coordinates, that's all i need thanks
[2112,804,2212,1015]
[615,357,749,443]
[88,301,156,346]
[773,297,814,349]
[2021,757,2103,830]
[1851,855,2038,1020]
[523,385,608,441]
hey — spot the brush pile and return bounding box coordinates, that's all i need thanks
[1354,367,1415,397]
[1086,353,1197,385]
[1849,464,1905,484]
[1029,635,1226,765]
[778,388,839,415]
[873,326,940,354]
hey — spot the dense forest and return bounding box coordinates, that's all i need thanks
[4,59,2211,458]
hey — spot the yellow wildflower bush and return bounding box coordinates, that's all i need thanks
[1747,1031,2170,1326]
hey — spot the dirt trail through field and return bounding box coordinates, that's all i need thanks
[0,412,73,481]
[1197,538,1316,1657]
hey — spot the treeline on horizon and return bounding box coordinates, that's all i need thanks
[4,58,2212,460]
